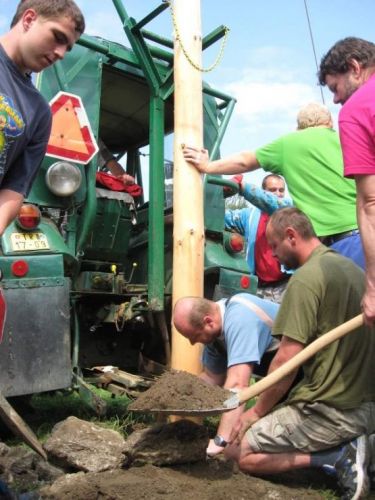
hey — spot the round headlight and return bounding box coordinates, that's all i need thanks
[45,161,82,197]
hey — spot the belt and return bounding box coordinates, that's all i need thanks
[320,229,359,246]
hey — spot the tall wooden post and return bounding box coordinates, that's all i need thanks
[171,0,204,374]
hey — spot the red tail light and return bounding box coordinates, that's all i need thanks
[240,276,250,289]
[16,204,41,230]
[229,233,244,253]
[11,260,29,277]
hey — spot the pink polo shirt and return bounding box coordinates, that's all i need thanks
[339,73,375,178]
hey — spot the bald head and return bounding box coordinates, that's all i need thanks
[173,297,221,345]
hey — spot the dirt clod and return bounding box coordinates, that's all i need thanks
[123,420,208,466]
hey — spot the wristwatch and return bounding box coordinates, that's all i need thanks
[213,434,228,447]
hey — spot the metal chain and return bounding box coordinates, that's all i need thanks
[165,0,230,73]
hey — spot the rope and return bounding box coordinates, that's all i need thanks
[303,0,325,104]
[165,0,230,73]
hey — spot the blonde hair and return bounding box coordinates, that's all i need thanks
[297,102,332,130]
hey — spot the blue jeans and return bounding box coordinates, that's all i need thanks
[330,232,365,270]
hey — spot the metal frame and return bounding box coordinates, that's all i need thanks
[75,1,237,310]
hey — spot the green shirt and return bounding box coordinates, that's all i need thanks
[273,245,375,409]
[255,128,357,237]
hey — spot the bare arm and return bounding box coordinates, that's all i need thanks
[182,146,260,175]
[251,336,303,417]
[230,336,303,444]
[199,367,226,387]
[217,363,253,438]
[355,174,375,325]
[0,189,24,236]
[206,363,252,456]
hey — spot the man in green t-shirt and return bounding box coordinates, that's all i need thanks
[182,102,364,270]
[224,207,375,500]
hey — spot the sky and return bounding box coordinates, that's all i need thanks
[0,0,374,185]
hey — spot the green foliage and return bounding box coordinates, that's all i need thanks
[318,490,339,499]
[3,387,154,445]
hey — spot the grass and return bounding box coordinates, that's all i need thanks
[3,386,154,445]
[319,490,339,499]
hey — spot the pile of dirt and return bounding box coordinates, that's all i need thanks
[0,420,342,499]
[40,460,328,499]
[128,370,231,413]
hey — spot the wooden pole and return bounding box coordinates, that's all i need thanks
[171,0,204,375]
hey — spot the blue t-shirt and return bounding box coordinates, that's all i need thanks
[202,293,279,374]
[0,44,51,196]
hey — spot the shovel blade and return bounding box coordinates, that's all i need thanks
[222,393,241,411]
[130,405,235,417]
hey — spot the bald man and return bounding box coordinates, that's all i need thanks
[173,293,279,457]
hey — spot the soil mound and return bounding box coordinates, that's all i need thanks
[40,460,327,499]
[128,370,231,413]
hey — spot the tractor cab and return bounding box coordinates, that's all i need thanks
[0,2,256,400]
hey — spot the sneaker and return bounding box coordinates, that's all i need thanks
[335,434,370,500]
[369,433,375,490]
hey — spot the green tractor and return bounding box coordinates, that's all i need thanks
[0,1,256,403]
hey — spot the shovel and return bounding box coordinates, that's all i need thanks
[0,393,47,460]
[222,313,364,412]
[136,313,363,416]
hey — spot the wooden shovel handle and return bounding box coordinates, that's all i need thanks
[237,314,364,405]
[0,392,47,460]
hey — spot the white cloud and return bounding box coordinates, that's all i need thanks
[226,80,317,119]
[217,45,328,150]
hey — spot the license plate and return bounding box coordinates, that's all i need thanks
[10,232,49,251]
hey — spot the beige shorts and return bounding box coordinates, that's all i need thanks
[246,401,375,453]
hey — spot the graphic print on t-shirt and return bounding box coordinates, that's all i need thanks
[0,94,25,175]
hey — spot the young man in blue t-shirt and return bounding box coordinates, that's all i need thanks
[0,0,85,234]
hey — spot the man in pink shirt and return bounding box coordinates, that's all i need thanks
[319,37,375,327]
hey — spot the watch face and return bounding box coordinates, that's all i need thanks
[214,435,227,447]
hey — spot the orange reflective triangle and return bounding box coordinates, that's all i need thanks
[46,92,98,164]
[49,97,88,154]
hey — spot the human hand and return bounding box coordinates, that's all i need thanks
[223,174,244,197]
[182,145,209,173]
[206,438,225,457]
[361,284,375,326]
[229,408,260,446]
[117,173,135,186]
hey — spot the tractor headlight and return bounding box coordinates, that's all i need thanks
[45,161,82,197]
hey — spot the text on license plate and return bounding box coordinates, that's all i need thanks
[10,233,49,251]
